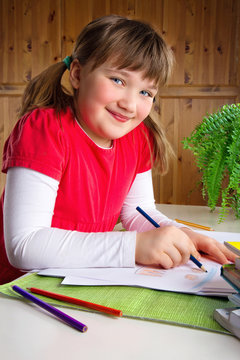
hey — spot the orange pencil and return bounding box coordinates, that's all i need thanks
[175,219,214,231]
[28,287,123,317]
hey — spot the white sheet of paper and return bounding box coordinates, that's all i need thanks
[60,260,234,296]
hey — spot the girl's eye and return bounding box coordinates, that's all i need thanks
[111,77,123,85]
[140,90,152,98]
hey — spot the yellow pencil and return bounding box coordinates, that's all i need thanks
[175,219,214,231]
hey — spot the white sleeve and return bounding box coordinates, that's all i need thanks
[4,167,136,270]
[120,169,185,232]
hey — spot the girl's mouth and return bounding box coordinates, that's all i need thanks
[107,109,130,123]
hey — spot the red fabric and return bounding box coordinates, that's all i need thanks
[0,107,153,283]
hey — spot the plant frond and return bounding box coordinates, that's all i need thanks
[182,103,240,221]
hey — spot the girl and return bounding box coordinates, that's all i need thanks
[0,15,235,284]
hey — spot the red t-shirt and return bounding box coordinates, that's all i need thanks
[0,107,153,283]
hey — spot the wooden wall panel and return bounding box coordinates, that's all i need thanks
[158,0,240,86]
[61,0,92,58]
[30,0,62,77]
[0,0,62,83]
[0,0,240,207]
[0,0,31,83]
[0,96,21,191]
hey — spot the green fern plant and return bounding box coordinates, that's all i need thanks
[182,103,240,222]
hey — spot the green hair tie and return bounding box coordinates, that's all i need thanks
[63,56,72,70]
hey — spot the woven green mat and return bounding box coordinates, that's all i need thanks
[0,272,232,334]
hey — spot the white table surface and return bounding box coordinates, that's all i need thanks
[1,205,240,360]
[156,204,240,233]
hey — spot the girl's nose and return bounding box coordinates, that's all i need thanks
[117,93,136,114]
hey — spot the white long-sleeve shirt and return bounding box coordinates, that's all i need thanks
[4,167,183,271]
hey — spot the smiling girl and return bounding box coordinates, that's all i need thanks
[0,15,235,284]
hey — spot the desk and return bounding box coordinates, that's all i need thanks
[1,205,239,360]
[156,204,240,232]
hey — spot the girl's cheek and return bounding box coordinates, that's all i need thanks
[94,79,114,100]
[139,103,152,120]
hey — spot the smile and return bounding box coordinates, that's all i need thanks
[107,109,130,123]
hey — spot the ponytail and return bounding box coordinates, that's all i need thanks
[144,114,175,174]
[18,61,73,117]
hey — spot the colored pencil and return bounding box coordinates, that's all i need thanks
[136,206,207,273]
[28,287,123,317]
[12,285,88,332]
[175,219,214,231]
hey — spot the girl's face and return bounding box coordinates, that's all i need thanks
[70,60,157,148]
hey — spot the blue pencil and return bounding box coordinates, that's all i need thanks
[12,285,88,332]
[136,206,207,272]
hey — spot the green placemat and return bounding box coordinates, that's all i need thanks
[0,272,232,334]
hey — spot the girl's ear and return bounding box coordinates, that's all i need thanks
[69,59,82,89]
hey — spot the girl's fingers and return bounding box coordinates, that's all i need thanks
[136,226,202,268]
[180,228,237,264]
[158,245,193,268]
[209,243,237,264]
[222,244,238,262]
[209,247,228,264]
[173,240,198,266]
[197,241,236,264]
[157,252,173,269]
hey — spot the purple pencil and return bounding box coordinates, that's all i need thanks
[12,285,88,332]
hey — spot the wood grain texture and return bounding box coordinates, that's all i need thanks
[0,0,240,206]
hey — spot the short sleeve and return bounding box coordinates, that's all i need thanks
[2,108,67,181]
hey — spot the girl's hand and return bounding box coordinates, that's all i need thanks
[180,227,238,264]
[135,226,199,268]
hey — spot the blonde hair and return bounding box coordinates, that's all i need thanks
[19,14,174,173]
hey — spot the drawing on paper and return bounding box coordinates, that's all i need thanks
[135,267,165,277]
